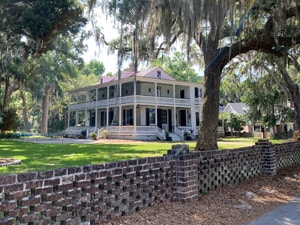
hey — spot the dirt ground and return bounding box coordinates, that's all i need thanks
[98,164,300,225]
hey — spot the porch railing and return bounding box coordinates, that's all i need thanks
[174,126,184,141]
[105,126,165,140]
[69,95,194,110]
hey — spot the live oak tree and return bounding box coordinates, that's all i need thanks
[238,50,300,136]
[242,73,289,137]
[90,0,300,150]
[0,0,88,134]
[268,50,300,132]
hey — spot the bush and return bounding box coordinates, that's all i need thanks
[0,132,21,139]
[0,108,21,132]
[80,130,87,139]
[91,132,97,140]
[100,129,108,139]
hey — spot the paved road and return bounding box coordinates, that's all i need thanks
[245,195,300,225]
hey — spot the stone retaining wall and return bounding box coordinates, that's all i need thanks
[0,140,299,224]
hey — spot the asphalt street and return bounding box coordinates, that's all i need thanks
[245,195,300,225]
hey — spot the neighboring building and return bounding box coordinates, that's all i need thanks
[65,66,203,141]
[223,103,249,116]
[223,102,251,133]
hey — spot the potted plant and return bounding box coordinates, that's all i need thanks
[184,131,192,140]
[165,131,172,141]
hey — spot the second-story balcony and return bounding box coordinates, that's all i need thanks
[68,95,198,111]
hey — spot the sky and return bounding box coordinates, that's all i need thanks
[82,8,202,76]
[82,9,125,74]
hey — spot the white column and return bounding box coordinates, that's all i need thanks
[173,84,176,127]
[75,111,78,125]
[85,109,89,126]
[67,111,70,127]
[155,82,158,126]
[119,105,122,126]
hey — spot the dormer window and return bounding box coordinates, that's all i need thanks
[157,71,161,79]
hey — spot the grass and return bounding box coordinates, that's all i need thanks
[0,137,287,175]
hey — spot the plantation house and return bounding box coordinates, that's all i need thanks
[66,66,203,141]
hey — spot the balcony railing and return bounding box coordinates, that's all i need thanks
[69,95,198,110]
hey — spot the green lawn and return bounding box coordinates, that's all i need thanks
[0,138,286,175]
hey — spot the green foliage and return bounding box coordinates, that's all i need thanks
[0,108,20,132]
[90,132,97,140]
[152,52,201,82]
[0,133,21,139]
[0,0,88,134]
[82,60,105,76]
[48,114,65,133]
[224,113,246,133]
[106,0,149,24]
[241,74,289,128]
[0,0,88,55]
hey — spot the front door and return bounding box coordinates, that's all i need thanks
[89,110,95,126]
[157,109,162,129]
[100,111,106,127]
[179,110,186,126]
[168,109,172,132]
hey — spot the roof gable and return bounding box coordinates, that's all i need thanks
[99,66,176,84]
[136,66,176,81]
[224,103,249,115]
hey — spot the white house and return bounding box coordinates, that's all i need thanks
[65,66,203,141]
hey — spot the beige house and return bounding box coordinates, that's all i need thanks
[66,66,203,141]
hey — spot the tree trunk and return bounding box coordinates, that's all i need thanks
[41,85,50,135]
[19,89,30,131]
[195,55,222,151]
[3,75,10,110]
[279,67,300,130]
[292,88,300,130]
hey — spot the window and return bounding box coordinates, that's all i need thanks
[196,112,200,126]
[157,71,161,79]
[180,90,185,99]
[161,110,167,124]
[88,89,96,101]
[157,86,161,97]
[146,108,155,125]
[195,87,199,98]
[123,108,133,125]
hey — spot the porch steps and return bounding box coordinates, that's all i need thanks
[168,132,182,142]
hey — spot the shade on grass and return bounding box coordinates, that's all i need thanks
[0,138,285,175]
[0,140,179,175]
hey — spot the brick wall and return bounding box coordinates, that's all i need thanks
[275,141,300,169]
[0,140,299,224]
[0,156,175,225]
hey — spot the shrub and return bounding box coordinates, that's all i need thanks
[100,129,108,139]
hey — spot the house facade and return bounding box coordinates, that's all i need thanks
[223,102,294,138]
[66,66,203,141]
